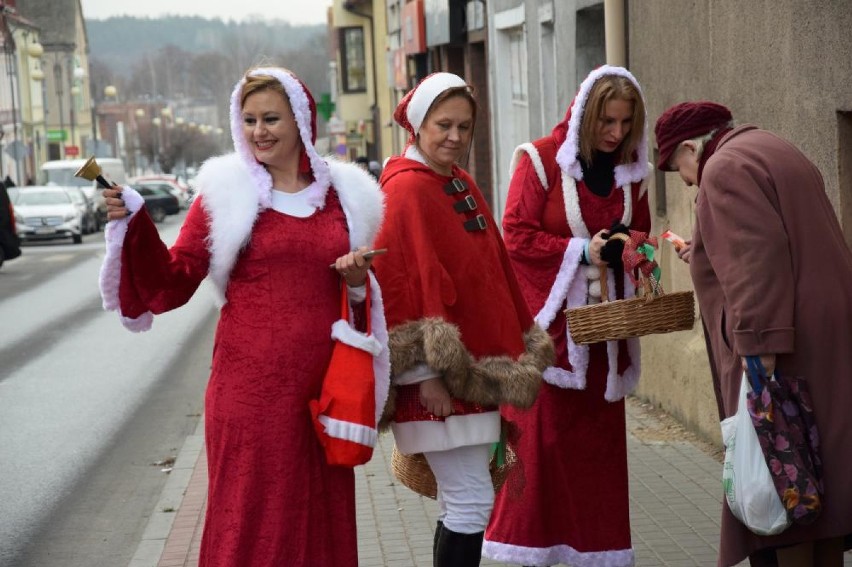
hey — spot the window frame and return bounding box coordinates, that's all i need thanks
[339,26,368,94]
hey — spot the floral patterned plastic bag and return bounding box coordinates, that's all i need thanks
[745,356,824,526]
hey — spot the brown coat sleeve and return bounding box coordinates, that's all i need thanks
[697,151,795,356]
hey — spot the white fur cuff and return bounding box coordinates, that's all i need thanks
[98,199,154,333]
[121,186,145,215]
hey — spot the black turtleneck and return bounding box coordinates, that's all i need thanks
[579,151,616,197]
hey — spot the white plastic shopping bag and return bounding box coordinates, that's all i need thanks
[720,373,790,535]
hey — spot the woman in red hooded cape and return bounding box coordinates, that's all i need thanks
[372,72,553,567]
[483,66,651,566]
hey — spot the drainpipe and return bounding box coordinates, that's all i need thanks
[604,0,627,67]
[343,1,381,161]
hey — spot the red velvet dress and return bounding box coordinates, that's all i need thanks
[120,192,359,566]
[484,139,650,565]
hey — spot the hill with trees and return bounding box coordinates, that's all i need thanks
[85,15,331,174]
[86,16,330,104]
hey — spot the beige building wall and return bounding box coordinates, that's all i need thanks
[331,1,377,159]
[628,0,852,444]
[371,0,394,163]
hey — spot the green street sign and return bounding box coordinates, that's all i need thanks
[47,129,68,142]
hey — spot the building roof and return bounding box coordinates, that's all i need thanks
[16,0,81,50]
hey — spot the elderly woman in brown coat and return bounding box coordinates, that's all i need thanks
[655,101,852,567]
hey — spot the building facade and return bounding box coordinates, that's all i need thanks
[18,0,93,166]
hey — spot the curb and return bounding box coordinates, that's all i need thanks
[128,419,205,567]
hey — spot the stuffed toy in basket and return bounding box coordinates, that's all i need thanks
[565,230,694,344]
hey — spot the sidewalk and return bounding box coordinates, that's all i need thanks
[129,399,850,567]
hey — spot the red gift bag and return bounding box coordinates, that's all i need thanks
[309,279,381,467]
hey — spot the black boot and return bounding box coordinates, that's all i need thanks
[435,526,484,567]
[433,520,444,566]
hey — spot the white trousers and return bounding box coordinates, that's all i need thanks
[424,443,495,534]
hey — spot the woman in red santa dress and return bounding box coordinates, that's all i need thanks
[483,66,651,567]
[98,67,389,567]
[371,72,554,567]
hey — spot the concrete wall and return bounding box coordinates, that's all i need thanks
[487,0,605,219]
[629,0,852,444]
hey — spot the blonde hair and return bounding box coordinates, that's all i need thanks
[578,75,645,165]
[240,70,288,108]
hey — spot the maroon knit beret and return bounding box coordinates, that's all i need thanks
[654,101,733,170]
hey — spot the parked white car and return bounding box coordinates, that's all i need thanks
[12,186,84,244]
[41,158,128,229]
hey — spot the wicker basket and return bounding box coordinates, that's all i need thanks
[391,444,516,499]
[565,265,695,345]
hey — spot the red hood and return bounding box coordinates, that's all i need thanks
[548,65,649,186]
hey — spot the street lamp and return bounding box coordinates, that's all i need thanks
[152,116,162,172]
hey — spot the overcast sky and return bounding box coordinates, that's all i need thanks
[80,0,333,25]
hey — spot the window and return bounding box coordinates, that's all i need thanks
[509,28,527,103]
[340,27,367,93]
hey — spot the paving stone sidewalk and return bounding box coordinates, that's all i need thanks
[130,399,851,567]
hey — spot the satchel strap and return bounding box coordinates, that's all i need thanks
[339,275,372,335]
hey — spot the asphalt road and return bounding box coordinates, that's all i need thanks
[0,213,217,567]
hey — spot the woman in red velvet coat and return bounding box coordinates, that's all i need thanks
[372,72,553,567]
[483,66,651,567]
[98,68,389,566]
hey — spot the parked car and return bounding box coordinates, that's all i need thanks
[12,186,84,244]
[41,158,128,229]
[0,184,21,268]
[132,176,191,210]
[134,185,180,223]
[63,186,97,234]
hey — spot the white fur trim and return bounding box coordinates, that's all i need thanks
[534,238,586,330]
[406,72,467,134]
[554,65,649,186]
[561,172,633,239]
[317,415,378,448]
[196,154,261,306]
[604,335,641,401]
[542,366,586,389]
[535,241,640,396]
[328,158,385,249]
[601,271,641,402]
[534,239,591,390]
[367,272,391,426]
[196,154,384,306]
[121,186,145,215]
[98,185,153,332]
[229,67,331,210]
[482,539,634,567]
[509,143,549,190]
[331,319,383,356]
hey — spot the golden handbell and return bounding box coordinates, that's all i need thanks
[74,156,113,189]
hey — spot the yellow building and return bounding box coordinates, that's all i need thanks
[330,0,394,163]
